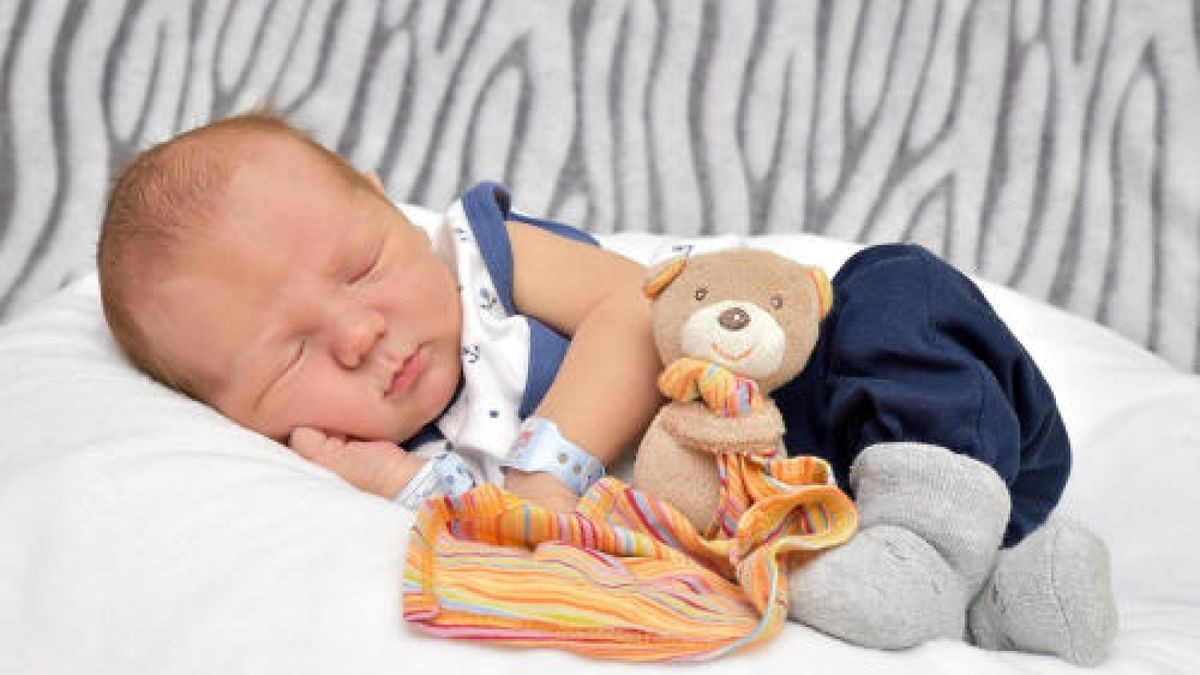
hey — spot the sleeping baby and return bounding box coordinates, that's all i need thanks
[97,111,1114,665]
[96,111,664,514]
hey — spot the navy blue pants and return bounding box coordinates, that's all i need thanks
[776,245,1071,547]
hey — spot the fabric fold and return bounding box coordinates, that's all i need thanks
[403,454,857,662]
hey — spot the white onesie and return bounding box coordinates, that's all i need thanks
[398,182,599,502]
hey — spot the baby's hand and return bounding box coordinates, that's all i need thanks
[288,427,424,500]
[503,469,580,514]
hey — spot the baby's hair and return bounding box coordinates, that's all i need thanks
[97,110,373,400]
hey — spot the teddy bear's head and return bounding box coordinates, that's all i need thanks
[644,248,832,394]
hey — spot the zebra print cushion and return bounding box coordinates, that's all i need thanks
[1,1,1196,372]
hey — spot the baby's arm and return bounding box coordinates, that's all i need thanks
[504,220,663,510]
[289,427,426,499]
[287,223,662,512]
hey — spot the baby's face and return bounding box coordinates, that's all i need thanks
[146,138,463,444]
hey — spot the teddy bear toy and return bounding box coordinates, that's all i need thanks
[631,247,833,534]
[631,247,1117,667]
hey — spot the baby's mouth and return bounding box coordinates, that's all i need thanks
[385,348,425,398]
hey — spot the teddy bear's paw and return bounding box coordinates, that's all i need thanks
[968,516,1117,666]
[787,524,967,649]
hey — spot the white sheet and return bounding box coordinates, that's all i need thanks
[1,227,1198,674]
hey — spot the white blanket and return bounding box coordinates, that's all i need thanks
[1,227,1198,674]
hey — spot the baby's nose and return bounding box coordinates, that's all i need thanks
[333,308,386,368]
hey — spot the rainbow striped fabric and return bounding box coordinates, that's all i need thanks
[403,453,857,662]
[657,356,765,418]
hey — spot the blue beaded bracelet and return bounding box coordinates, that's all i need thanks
[499,417,605,497]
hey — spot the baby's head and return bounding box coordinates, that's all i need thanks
[98,113,463,444]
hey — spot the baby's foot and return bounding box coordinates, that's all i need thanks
[788,443,1011,650]
[968,517,1117,666]
[789,524,967,648]
[288,427,425,499]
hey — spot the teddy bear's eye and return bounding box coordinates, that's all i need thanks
[770,294,784,309]
[694,286,708,301]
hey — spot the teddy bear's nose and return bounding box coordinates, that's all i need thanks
[718,307,751,331]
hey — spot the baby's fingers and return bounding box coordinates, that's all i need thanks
[288,426,327,456]
[288,426,348,463]
[287,430,420,499]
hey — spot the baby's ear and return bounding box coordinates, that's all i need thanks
[363,170,386,195]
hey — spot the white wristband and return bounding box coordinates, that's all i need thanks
[500,417,605,497]
[394,450,476,510]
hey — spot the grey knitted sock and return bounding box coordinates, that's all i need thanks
[968,516,1118,667]
[788,442,1011,649]
[850,442,1011,594]
[788,524,966,648]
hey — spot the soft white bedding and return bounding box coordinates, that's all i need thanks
[1,225,1198,674]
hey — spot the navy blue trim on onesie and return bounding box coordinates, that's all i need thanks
[459,182,599,418]
[775,244,1071,547]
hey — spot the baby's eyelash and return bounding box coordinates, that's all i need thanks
[289,339,307,368]
[350,258,376,283]
[350,249,383,284]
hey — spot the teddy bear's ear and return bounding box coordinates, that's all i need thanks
[643,256,688,299]
[808,266,834,318]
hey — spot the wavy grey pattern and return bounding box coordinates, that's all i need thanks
[1,0,1198,372]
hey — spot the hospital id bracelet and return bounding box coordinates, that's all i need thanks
[394,450,477,510]
[500,417,606,497]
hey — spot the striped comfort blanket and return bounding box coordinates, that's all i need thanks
[402,454,857,662]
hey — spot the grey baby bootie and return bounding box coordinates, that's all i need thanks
[968,516,1118,666]
[788,442,1010,650]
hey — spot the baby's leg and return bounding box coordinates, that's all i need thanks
[782,244,1080,651]
[778,244,1073,543]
